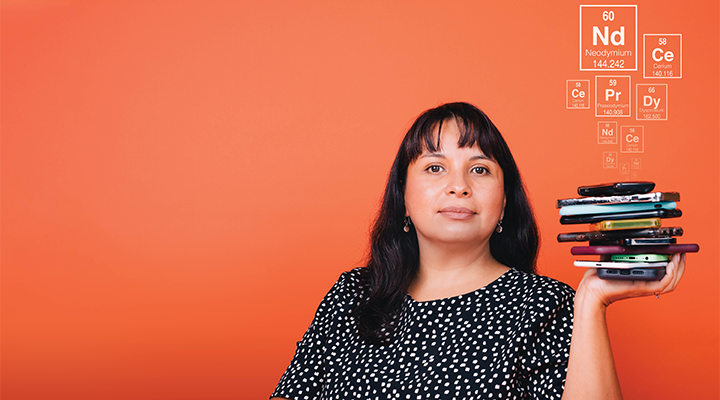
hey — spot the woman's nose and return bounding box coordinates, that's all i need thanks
[445,171,471,197]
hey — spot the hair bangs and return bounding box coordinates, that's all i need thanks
[403,104,502,164]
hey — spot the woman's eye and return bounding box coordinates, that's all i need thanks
[426,165,442,173]
[472,166,488,174]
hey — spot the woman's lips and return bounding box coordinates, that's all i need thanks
[438,207,476,220]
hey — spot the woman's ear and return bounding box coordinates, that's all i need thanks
[500,195,507,221]
[404,193,409,217]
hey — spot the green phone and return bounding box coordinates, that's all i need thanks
[611,254,671,262]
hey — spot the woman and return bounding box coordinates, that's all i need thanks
[271,102,685,399]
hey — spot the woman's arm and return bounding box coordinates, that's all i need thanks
[561,253,686,400]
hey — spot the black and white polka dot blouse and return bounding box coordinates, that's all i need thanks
[272,268,575,400]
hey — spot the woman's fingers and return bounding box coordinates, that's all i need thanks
[659,253,685,295]
[665,254,680,291]
[656,255,676,293]
[629,256,675,298]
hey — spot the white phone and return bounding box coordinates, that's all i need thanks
[574,260,669,269]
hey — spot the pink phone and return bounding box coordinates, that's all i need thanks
[570,243,699,255]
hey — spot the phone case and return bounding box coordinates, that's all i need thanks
[561,209,682,224]
[611,254,671,262]
[556,227,683,242]
[559,201,677,216]
[597,267,666,281]
[589,237,677,246]
[578,181,655,196]
[574,260,669,269]
[593,218,662,230]
[570,243,700,255]
[556,192,680,208]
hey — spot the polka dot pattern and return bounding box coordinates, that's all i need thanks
[272,268,574,399]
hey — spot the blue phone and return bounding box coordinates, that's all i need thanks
[559,201,677,216]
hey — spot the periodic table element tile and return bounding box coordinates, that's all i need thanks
[603,151,618,168]
[620,125,644,153]
[636,84,668,121]
[596,76,631,117]
[644,34,682,79]
[580,5,637,71]
[620,163,630,175]
[567,80,590,109]
[631,158,642,169]
[598,121,618,144]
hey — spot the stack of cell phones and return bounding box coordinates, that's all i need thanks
[557,181,699,280]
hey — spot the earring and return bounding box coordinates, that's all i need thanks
[495,219,503,233]
[403,217,411,233]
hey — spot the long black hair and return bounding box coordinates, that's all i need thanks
[353,102,539,346]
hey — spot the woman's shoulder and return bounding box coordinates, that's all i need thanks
[339,266,365,284]
[321,267,367,305]
[305,268,367,324]
[503,268,575,304]
[331,267,365,291]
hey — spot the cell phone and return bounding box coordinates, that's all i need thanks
[594,218,662,231]
[597,267,666,281]
[556,192,680,208]
[559,201,677,216]
[556,227,683,242]
[589,237,678,246]
[611,254,671,262]
[574,260,669,269]
[623,237,677,245]
[578,181,655,197]
[560,209,682,224]
[570,243,700,255]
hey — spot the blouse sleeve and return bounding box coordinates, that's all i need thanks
[520,281,575,399]
[270,271,350,400]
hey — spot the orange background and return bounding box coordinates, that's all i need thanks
[1,1,718,399]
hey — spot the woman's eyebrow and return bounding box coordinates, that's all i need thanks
[419,152,444,159]
[419,153,492,161]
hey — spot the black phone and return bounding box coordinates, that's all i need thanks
[589,237,677,246]
[578,181,655,197]
[559,208,682,224]
[597,267,666,281]
[557,227,683,242]
[624,237,677,245]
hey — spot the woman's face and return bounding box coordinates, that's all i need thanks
[404,119,506,247]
